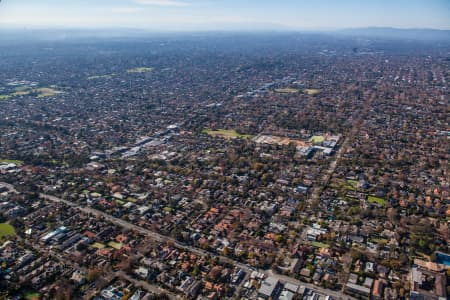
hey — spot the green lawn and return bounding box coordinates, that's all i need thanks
[5,86,61,98]
[0,223,16,240]
[127,197,137,203]
[11,91,31,96]
[347,180,359,187]
[164,207,173,213]
[303,88,321,95]
[0,159,24,165]
[115,199,125,206]
[24,292,40,300]
[0,94,11,100]
[368,196,386,206]
[310,135,325,144]
[87,75,112,80]
[127,67,154,73]
[12,86,33,96]
[344,184,356,191]
[345,179,359,191]
[36,87,61,98]
[274,88,299,94]
[310,241,330,248]
[371,238,388,245]
[107,241,123,250]
[203,129,252,139]
[91,242,105,249]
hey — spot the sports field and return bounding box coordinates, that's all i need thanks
[203,129,252,139]
[303,88,321,95]
[275,88,299,94]
[0,223,16,239]
[127,67,154,73]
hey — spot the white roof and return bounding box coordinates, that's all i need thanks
[137,205,150,214]
[279,290,294,300]
[123,202,134,208]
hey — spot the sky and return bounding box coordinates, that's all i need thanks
[0,0,449,31]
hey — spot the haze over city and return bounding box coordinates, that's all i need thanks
[1,0,450,30]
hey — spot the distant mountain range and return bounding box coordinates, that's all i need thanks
[1,26,450,42]
[336,27,450,41]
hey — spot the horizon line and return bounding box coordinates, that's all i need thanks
[0,26,450,33]
[1,25,450,32]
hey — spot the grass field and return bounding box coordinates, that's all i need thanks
[127,67,154,73]
[368,195,386,206]
[0,94,11,100]
[310,241,330,248]
[371,238,388,245]
[0,223,16,240]
[346,179,359,186]
[24,292,40,300]
[87,75,112,80]
[274,88,299,94]
[344,184,356,191]
[0,159,24,165]
[127,197,137,203]
[203,129,252,139]
[12,86,33,96]
[91,242,105,249]
[345,179,358,191]
[303,88,321,95]
[5,86,61,98]
[310,135,325,144]
[36,87,61,98]
[108,241,123,249]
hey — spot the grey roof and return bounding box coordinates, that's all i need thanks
[284,282,299,293]
[346,283,371,295]
[258,276,279,297]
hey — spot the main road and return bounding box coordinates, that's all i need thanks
[40,193,250,269]
[309,135,349,208]
[39,193,354,300]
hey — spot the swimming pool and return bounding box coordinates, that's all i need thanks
[436,252,450,266]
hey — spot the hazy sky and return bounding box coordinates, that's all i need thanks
[0,0,449,31]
